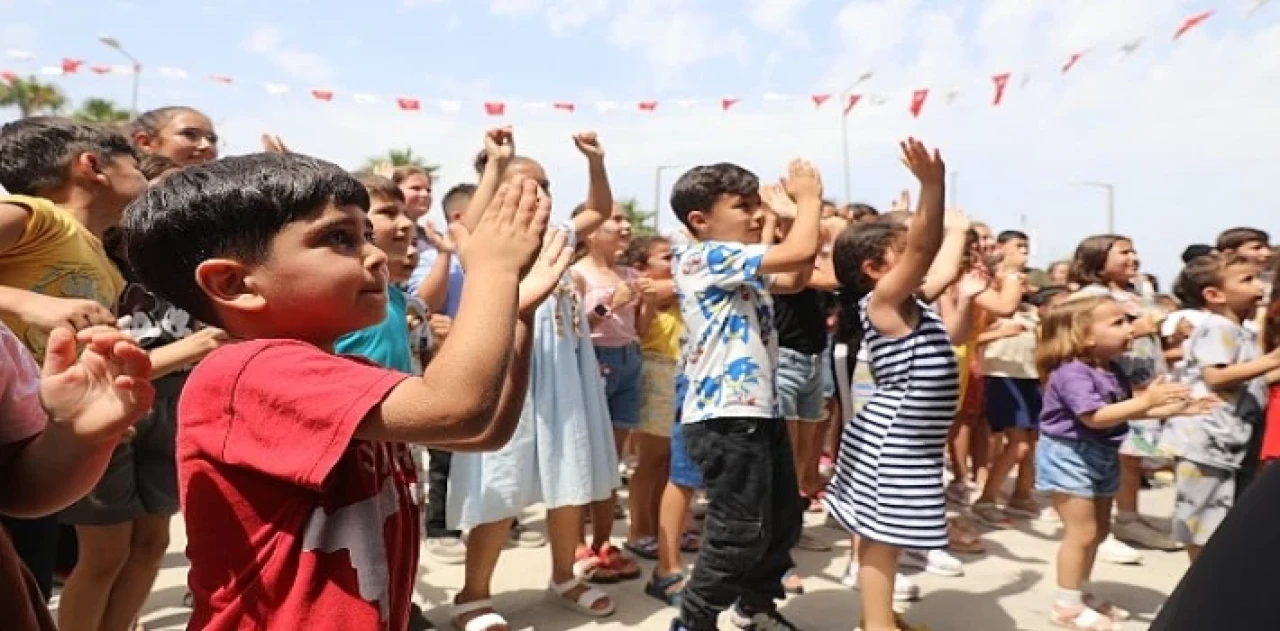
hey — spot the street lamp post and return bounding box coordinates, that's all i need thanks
[838,74,871,203]
[1073,181,1116,233]
[98,35,140,116]
[653,165,682,234]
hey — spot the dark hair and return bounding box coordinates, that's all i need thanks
[442,183,476,207]
[1142,272,1160,294]
[1173,253,1251,309]
[669,163,759,231]
[353,172,405,203]
[997,230,1028,244]
[831,218,908,349]
[1029,285,1069,307]
[0,117,138,195]
[848,203,879,222]
[879,209,912,224]
[1265,256,1280,353]
[621,235,669,268]
[120,152,369,325]
[1068,234,1131,287]
[1181,244,1215,263]
[1216,227,1270,253]
[139,154,182,181]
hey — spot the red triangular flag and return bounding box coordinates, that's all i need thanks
[553,102,575,113]
[637,101,658,112]
[1173,10,1214,40]
[209,75,233,84]
[721,97,739,111]
[1061,52,1084,74]
[811,94,831,108]
[484,101,506,116]
[909,89,928,118]
[311,89,334,102]
[0,71,15,85]
[61,58,83,74]
[396,97,421,111]
[843,94,861,115]
[991,73,1011,106]
[90,64,112,75]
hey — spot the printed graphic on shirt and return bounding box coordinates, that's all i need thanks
[117,282,195,349]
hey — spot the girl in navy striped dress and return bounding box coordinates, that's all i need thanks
[823,139,960,631]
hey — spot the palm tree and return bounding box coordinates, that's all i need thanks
[359,147,439,175]
[73,98,131,124]
[0,76,67,118]
[619,198,656,235]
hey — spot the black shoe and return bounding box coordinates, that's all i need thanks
[669,618,691,631]
[408,603,434,630]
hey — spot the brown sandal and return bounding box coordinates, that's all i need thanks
[947,517,986,554]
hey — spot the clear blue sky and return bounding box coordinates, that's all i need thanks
[2,0,1276,285]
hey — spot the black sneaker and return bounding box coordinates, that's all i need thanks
[718,605,800,631]
[669,617,691,631]
[408,603,434,630]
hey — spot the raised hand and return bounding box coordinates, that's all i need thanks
[634,277,658,304]
[944,208,971,232]
[484,126,515,163]
[957,269,990,300]
[429,314,452,342]
[450,176,549,278]
[782,158,823,203]
[759,183,797,221]
[39,327,155,445]
[899,137,945,187]
[261,133,291,154]
[572,131,605,161]
[518,227,575,316]
[422,219,456,254]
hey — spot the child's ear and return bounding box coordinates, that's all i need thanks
[861,258,882,282]
[195,259,267,316]
[1203,285,1225,306]
[132,130,155,153]
[69,151,107,186]
[686,210,708,233]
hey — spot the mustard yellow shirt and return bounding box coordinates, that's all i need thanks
[640,305,683,360]
[0,195,124,358]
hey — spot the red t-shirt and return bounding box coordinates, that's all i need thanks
[178,339,417,630]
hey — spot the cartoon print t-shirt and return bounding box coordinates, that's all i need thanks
[674,240,779,423]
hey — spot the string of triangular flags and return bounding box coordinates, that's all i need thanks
[0,6,1260,118]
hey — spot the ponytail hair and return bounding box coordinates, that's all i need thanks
[831,218,907,353]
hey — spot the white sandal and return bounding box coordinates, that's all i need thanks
[452,598,509,631]
[546,577,615,617]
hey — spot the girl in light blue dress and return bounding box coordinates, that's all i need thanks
[448,132,622,631]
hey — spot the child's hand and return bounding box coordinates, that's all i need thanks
[634,277,658,304]
[957,270,989,300]
[14,294,116,332]
[609,282,636,309]
[759,183,797,221]
[518,227,574,316]
[782,159,823,204]
[422,220,456,254]
[39,327,155,445]
[261,133,290,154]
[1181,395,1224,416]
[944,208,970,233]
[899,137,945,187]
[572,131,605,161]
[484,126,515,164]
[1140,376,1190,410]
[429,314,452,342]
[449,176,549,278]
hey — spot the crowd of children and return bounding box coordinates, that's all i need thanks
[0,105,1277,631]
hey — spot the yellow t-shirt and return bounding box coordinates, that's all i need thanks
[0,195,124,358]
[640,305,683,360]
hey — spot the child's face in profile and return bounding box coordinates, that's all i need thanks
[1087,300,1134,358]
[689,193,764,244]
[368,195,415,283]
[642,241,673,280]
[99,153,149,222]
[147,111,219,166]
[1218,262,1265,319]
[443,194,472,223]
[1234,240,1273,268]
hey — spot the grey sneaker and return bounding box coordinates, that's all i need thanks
[424,536,466,565]
[716,605,799,631]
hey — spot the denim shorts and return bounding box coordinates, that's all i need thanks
[1035,434,1121,498]
[821,339,836,400]
[776,347,826,422]
[596,342,643,430]
[669,417,705,490]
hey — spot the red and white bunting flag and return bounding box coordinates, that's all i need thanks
[909,89,928,118]
[439,100,461,113]
[811,93,831,108]
[1061,52,1085,74]
[209,75,234,84]
[676,99,699,110]
[396,97,421,112]
[484,101,506,116]
[1117,38,1143,61]
[721,97,739,111]
[844,94,861,115]
[263,82,289,96]
[553,101,575,113]
[61,58,83,74]
[353,93,379,105]
[763,92,792,102]
[991,73,1011,106]
[159,66,188,79]
[311,89,334,102]
[1173,10,1213,40]
[0,71,15,85]
[637,100,658,112]
[595,101,619,113]
[90,64,112,75]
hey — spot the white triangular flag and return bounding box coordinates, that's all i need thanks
[595,100,619,113]
[945,89,960,105]
[352,93,379,105]
[764,92,793,102]
[439,100,461,113]
[1116,38,1143,62]
[262,82,290,96]
[111,64,135,75]
[5,49,33,61]
[675,99,700,110]
[522,101,548,110]
[159,66,188,78]
[39,66,61,76]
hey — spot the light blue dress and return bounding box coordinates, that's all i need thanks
[447,228,619,530]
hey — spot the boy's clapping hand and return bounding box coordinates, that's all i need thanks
[760,183,797,221]
[782,159,823,203]
[451,176,550,279]
[39,326,155,445]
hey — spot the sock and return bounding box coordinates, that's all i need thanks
[1056,588,1083,608]
[1116,511,1139,523]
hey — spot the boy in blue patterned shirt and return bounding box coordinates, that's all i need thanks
[669,159,823,631]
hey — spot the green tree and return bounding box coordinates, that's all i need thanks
[72,97,131,124]
[619,197,656,235]
[0,76,67,118]
[359,147,440,175]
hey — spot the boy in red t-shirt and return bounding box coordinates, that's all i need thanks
[118,151,570,630]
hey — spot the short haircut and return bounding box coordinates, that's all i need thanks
[1181,244,1215,263]
[847,203,879,221]
[621,234,669,268]
[1028,285,1069,307]
[1216,227,1270,252]
[121,152,369,325]
[669,163,759,229]
[0,117,137,195]
[1173,253,1252,309]
[139,154,182,181]
[997,230,1028,244]
[441,183,477,211]
[352,172,405,203]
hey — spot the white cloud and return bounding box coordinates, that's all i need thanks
[488,0,611,35]
[241,25,335,85]
[0,22,39,53]
[490,0,540,16]
[748,0,811,47]
[608,0,749,87]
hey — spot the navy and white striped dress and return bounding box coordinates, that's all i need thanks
[823,294,960,549]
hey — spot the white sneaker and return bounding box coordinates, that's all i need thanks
[900,549,964,577]
[1098,534,1142,565]
[1113,516,1182,551]
[842,562,920,601]
[1037,506,1062,525]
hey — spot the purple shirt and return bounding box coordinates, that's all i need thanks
[1039,360,1132,446]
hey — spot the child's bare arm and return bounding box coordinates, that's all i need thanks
[973,272,1024,318]
[146,327,226,379]
[570,132,613,238]
[919,211,971,302]
[868,140,946,316]
[0,203,115,329]
[1203,348,1280,389]
[459,127,515,231]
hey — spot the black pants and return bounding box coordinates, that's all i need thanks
[0,515,59,601]
[425,449,461,538]
[678,418,803,631]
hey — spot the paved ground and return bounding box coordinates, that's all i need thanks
[63,485,1188,630]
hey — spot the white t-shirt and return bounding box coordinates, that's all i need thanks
[674,241,779,423]
[1161,309,1209,339]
